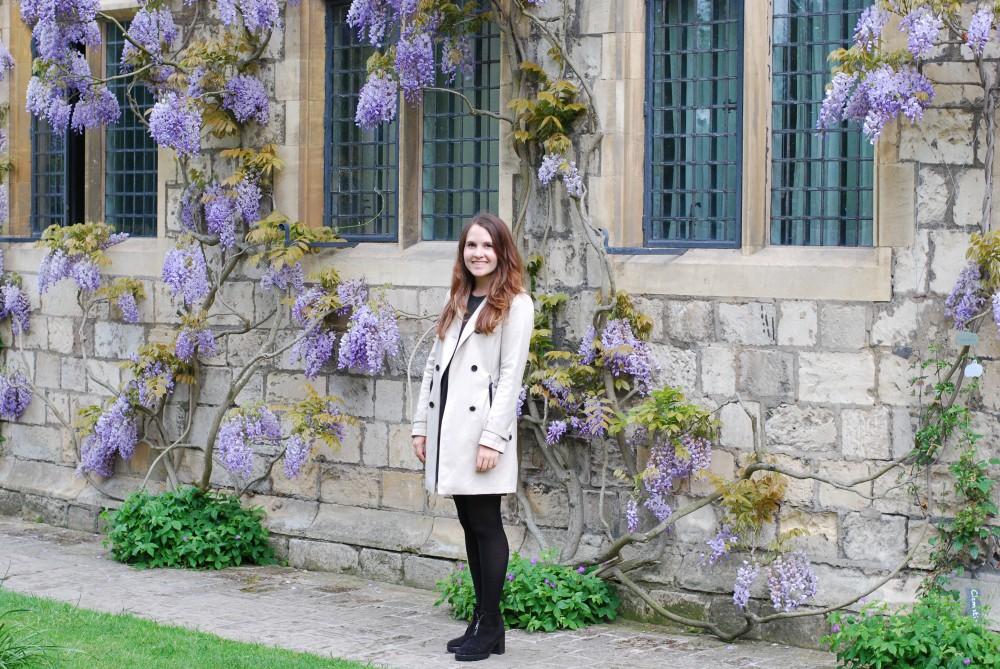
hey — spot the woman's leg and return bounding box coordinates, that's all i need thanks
[455,494,508,613]
[453,495,483,608]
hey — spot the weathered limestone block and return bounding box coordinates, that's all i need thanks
[930,229,974,294]
[0,489,23,516]
[265,372,320,404]
[877,352,915,406]
[271,460,320,499]
[198,366,234,406]
[809,562,883,608]
[842,512,907,567]
[22,493,68,526]
[321,422,362,465]
[7,424,66,463]
[403,555,455,589]
[818,304,868,351]
[423,516,465,559]
[891,408,916,459]
[954,168,985,228]
[67,504,101,532]
[381,470,425,512]
[816,461,873,512]
[690,449,736,495]
[870,301,932,348]
[841,407,892,461]
[257,495,320,537]
[363,421,389,467]
[94,322,145,359]
[665,300,714,343]
[321,464,380,508]
[719,303,775,346]
[359,547,404,582]
[87,359,121,394]
[701,345,735,396]
[388,424,421,470]
[374,379,405,422]
[738,350,794,399]
[779,509,838,559]
[306,503,430,552]
[47,317,76,354]
[766,404,837,453]
[633,296,665,341]
[916,168,948,227]
[19,316,48,350]
[288,538,359,572]
[893,230,930,295]
[327,374,376,418]
[650,343,697,396]
[777,301,817,347]
[906,520,938,570]
[799,352,875,405]
[672,499,717,543]
[898,108,976,165]
[718,401,756,450]
[522,482,570,527]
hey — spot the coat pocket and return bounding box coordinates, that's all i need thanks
[487,375,493,406]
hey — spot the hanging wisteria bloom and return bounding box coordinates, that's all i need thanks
[538,153,585,197]
[149,92,201,157]
[966,7,993,57]
[441,36,473,83]
[545,420,567,445]
[290,326,337,379]
[335,277,369,314]
[78,394,138,477]
[765,552,818,612]
[337,302,401,374]
[899,5,942,59]
[121,7,178,69]
[356,71,398,129]
[285,400,348,478]
[71,87,120,131]
[175,326,217,362]
[223,74,270,125]
[260,262,305,293]
[203,184,238,249]
[117,292,140,324]
[129,355,175,410]
[395,30,435,101]
[0,40,14,80]
[235,176,262,225]
[626,497,639,533]
[347,0,389,46]
[597,318,658,395]
[162,245,211,307]
[237,0,281,34]
[702,525,738,566]
[733,560,759,610]
[216,405,282,477]
[0,284,31,335]
[853,5,888,52]
[945,261,985,331]
[284,434,310,479]
[0,371,32,420]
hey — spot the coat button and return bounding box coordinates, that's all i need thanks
[429,401,435,408]
[471,365,478,372]
[435,364,440,371]
[469,406,476,412]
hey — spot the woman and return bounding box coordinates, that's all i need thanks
[411,213,534,662]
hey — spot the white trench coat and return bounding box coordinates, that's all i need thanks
[411,293,534,495]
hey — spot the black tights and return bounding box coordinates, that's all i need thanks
[453,494,509,614]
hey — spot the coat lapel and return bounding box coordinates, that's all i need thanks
[438,297,488,372]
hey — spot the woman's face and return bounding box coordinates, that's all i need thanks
[463,224,498,284]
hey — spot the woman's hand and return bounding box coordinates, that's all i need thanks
[476,444,500,472]
[412,436,427,464]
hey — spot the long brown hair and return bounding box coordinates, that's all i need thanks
[436,213,525,338]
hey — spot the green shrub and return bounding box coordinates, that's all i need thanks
[435,551,619,632]
[824,592,1000,668]
[102,487,275,569]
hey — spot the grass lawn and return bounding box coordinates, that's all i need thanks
[0,589,382,669]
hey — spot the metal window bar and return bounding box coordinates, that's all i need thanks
[644,0,743,248]
[324,1,399,241]
[421,14,500,242]
[770,1,873,247]
[105,20,158,238]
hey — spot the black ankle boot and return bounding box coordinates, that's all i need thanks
[454,612,505,661]
[446,609,480,653]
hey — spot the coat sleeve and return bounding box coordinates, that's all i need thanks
[411,337,437,438]
[479,293,534,453]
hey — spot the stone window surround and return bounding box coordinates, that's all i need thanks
[3,0,909,301]
[3,0,170,240]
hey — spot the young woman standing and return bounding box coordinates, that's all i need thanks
[411,213,534,662]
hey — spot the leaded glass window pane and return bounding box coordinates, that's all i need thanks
[325,0,399,240]
[106,20,158,237]
[645,0,742,247]
[771,0,873,246]
[421,17,500,242]
[31,117,68,235]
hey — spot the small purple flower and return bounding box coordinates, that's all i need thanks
[626,498,638,533]
[733,560,759,610]
[899,6,942,59]
[0,371,32,420]
[967,8,993,57]
[530,557,538,565]
[117,292,140,324]
[831,624,840,633]
[545,420,567,445]
[506,573,514,581]
[0,284,32,334]
[577,566,585,573]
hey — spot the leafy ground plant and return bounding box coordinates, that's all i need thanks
[102,486,274,569]
[824,592,1000,669]
[436,551,619,632]
[0,608,64,669]
[0,590,373,669]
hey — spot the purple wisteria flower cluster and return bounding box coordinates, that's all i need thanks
[967,7,993,57]
[175,326,217,362]
[0,283,32,335]
[38,248,101,294]
[765,552,818,612]
[21,0,121,133]
[898,6,942,59]
[0,371,32,420]
[944,261,985,331]
[223,74,270,125]
[578,318,659,395]
[216,405,282,477]
[702,525,738,566]
[285,400,348,478]
[818,64,934,143]
[337,301,401,375]
[733,560,759,610]
[261,262,305,293]
[538,153,584,197]
[117,292,140,324]
[218,0,282,34]
[0,39,14,80]
[130,356,176,411]
[78,394,138,477]
[121,7,178,73]
[162,245,210,307]
[149,92,201,157]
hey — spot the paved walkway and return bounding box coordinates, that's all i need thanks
[0,516,836,668]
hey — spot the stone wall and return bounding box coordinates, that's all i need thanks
[1,0,998,646]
